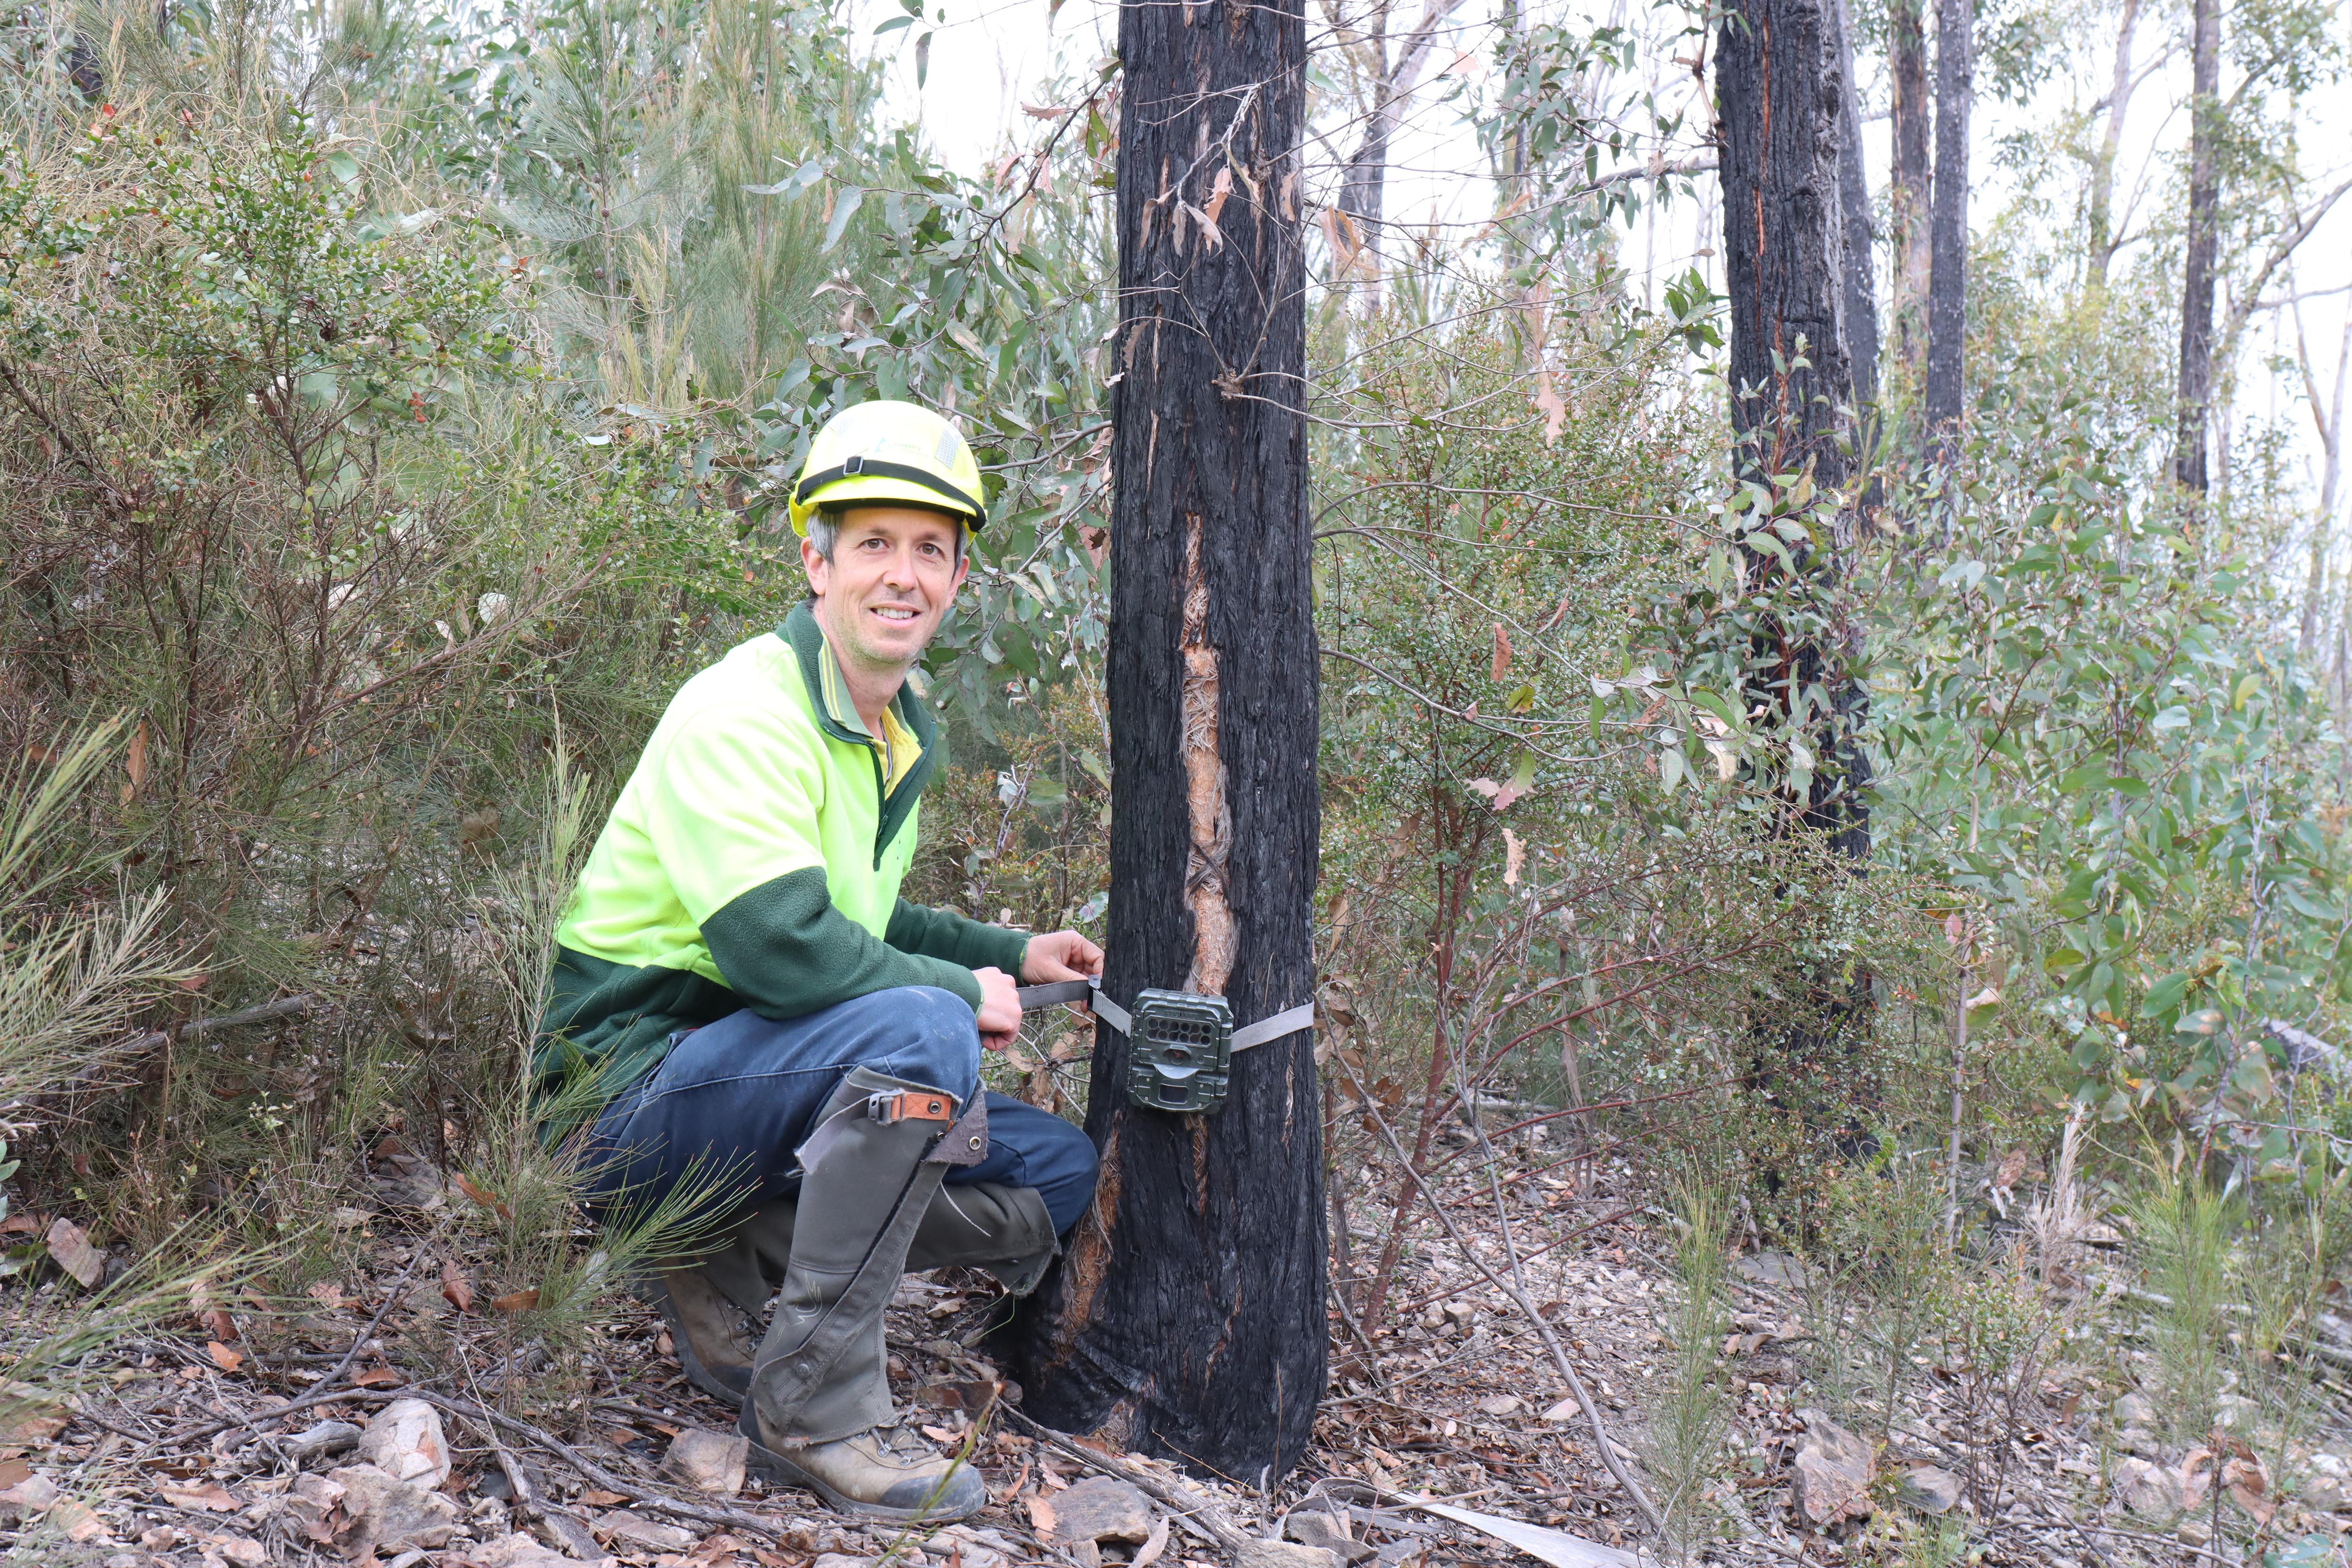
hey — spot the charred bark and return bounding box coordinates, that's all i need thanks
[1888,0,1931,365]
[1003,0,1324,1486]
[2174,0,2220,494]
[1716,0,1873,1109]
[1718,0,1851,488]
[1923,0,1971,455]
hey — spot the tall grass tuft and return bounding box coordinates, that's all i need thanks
[1648,1176,1733,1563]
[2133,1154,2233,1445]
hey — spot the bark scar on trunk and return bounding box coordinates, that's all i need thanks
[1050,1118,1123,1345]
[1179,509,1235,995]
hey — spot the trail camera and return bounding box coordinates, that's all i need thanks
[1124,988,1233,1114]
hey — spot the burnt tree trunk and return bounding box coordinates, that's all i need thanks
[2174,0,2220,493]
[1924,0,1971,456]
[1004,0,1324,1485]
[1717,0,1873,1109]
[1719,0,1851,489]
[1888,0,1931,365]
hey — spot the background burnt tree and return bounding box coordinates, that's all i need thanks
[1716,0,1874,1106]
[1924,0,1972,458]
[1831,0,1878,421]
[2174,0,2220,493]
[1005,0,1325,1483]
[1888,0,1932,366]
[1718,0,1853,494]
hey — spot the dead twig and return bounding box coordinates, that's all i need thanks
[65,995,313,1094]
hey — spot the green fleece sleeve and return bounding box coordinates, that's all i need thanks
[704,868,984,1019]
[884,899,1032,975]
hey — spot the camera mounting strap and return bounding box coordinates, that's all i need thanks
[1015,979,1314,1052]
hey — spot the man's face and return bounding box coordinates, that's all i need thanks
[802,505,969,675]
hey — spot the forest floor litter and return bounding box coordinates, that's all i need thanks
[1,1129,2339,1568]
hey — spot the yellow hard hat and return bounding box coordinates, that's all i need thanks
[787,401,987,537]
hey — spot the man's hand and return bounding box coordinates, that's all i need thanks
[1021,930,1104,985]
[972,965,1022,1052]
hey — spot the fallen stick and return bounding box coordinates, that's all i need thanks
[65,995,313,1093]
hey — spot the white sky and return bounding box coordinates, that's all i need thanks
[850,0,2352,593]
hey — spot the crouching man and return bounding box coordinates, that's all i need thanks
[534,402,1101,1521]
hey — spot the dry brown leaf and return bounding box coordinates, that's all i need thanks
[200,1306,238,1343]
[54,1498,104,1543]
[491,1288,540,1314]
[1027,1489,1059,1538]
[1201,166,1233,231]
[43,1217,103,1288]
[451,1170,511,1220]
[1492,623,1512,681]
[307,1280,346,1308]
[350,1367,402,1388]
[2224,1455,2273,1523]
[441,1259,474,1313]
[1502,828,1526,890]
[121,720,147,804]
[159,1480,239,1511]
[0,1460,27,1488]
[580,1488,630,1507]
[1534,368,1567,446]
[206,1341,244,1373]
[2179,1447,2214,1511]
[1131,1514,1172,1568]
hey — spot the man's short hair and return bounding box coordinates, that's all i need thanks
[805,504,970,570]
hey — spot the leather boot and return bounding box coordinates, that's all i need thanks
[642,1266,759,1404]
[661,1180,1054,1408]
[722,1180,1057,1306]
[738,1067,987,1522]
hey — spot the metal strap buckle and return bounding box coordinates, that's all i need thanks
[866,1089,956,1126]
[842,454,866,476]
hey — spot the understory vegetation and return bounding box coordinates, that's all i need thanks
[1,0,2349,1563]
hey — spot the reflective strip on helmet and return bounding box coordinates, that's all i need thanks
[793,456,986,525]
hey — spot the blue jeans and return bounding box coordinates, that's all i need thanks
[580,986,1098,1234]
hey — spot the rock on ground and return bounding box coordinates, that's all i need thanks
[357,1399,453,1488]
[661,1426,749,1496]
[460,1534,578,1568]
[2114,1456,2183,1519]
[310,1462,463,1557]
[1046,1476,1155,1544]
[594,1509,698,1553]
[1897,1465,1963,1515]
[1235,1542,1343,1568]
[1286,1507,1377,1565]
[1789,1411,1874,1526]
